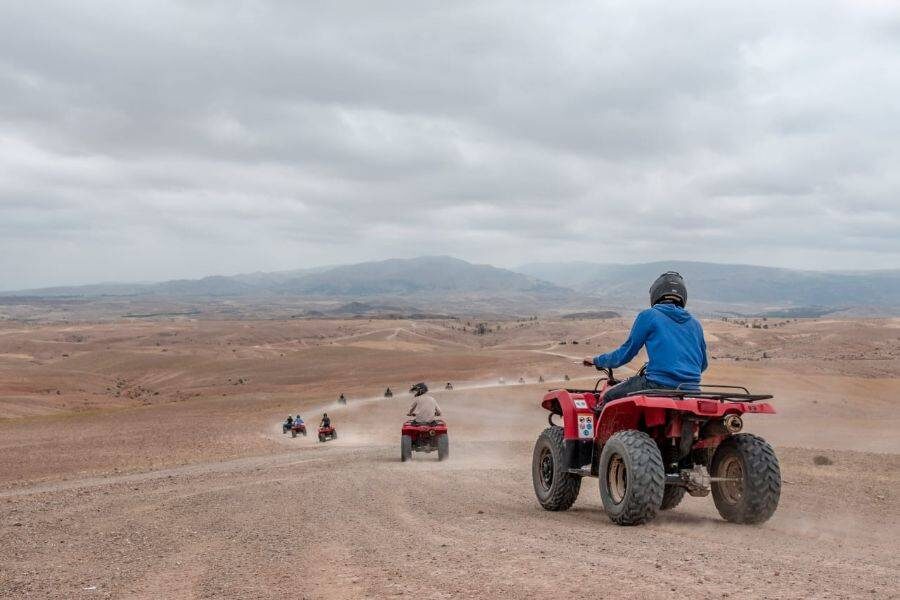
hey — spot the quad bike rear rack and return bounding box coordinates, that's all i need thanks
[626,383,773,403]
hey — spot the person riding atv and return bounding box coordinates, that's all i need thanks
[338,393,347,405]
[582,271,708,403]
[384,387,393,398]
[294,414,304,425]
[282,415,293,433]
[406,382,441,425]
[321,413,331,428]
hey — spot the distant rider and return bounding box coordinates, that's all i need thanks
[285,415,293,426]
[406,382,441,425]
[295,414,304,425]
[583,271,708,403]
[321,413,331,428]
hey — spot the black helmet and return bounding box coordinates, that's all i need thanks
[649,271,687,307]
[409,382,428,396]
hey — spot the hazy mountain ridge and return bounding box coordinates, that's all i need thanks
[277,257,563,296]
[516,260,900,310]
[3,257,899,316]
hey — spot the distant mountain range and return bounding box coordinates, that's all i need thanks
[516,261,900,314]
[4,256,900,316]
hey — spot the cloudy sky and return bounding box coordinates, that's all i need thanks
[2,0,899,289]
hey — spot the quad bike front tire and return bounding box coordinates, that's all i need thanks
[437,435,449,461]
[291,430,297,438]
[598,430,665,525]
[318,434,325,442]
[401,435,412,461]
[660,485,686,510]
[711,433,781,524]
[532,426,581,511]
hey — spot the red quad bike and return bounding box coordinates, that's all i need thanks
[318,426,337,442]
[291,422,307,438]
[532,366,781,526]
[400,421,449,462]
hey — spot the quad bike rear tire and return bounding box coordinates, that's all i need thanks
[401,435,412,462]
[332,431,337,440]
[532,426,582,511]
[437,435,449,461]
[598,430,665,525]
[711,433,780,524]
[660,485,686,510]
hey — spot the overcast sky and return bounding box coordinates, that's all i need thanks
[2,0,899,289]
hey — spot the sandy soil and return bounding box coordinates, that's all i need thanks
[0,317,898,599]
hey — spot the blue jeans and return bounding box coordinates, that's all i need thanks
[602,374,672,402]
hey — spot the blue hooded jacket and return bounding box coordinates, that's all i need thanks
[592,303,708,389]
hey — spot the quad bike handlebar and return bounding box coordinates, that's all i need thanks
[580,361,620,391]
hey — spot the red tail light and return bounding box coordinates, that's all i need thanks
[697,400,719,414]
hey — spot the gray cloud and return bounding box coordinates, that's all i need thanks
[2,0,900,289]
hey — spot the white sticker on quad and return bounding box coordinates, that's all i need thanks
[577,414,594,439]
[574,399,588,409]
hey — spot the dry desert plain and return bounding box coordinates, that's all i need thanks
[0,316,898,599]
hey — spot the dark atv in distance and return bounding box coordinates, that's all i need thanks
[445,382,453,391]
[401,420,448,461]
[532,366,780,526]
[384,387,393,398]
[338,393,347,405]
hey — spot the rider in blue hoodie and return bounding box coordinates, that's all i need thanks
[583,272,707,402]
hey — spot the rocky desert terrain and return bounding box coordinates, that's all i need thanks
[1,316,898,599]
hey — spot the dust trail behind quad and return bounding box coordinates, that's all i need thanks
[2,367,898,599]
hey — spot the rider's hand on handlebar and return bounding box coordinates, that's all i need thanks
[582,357,595,367]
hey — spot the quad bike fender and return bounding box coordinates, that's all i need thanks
[596,395,775,444]
[401,421,448,441]
[541,390,600,441]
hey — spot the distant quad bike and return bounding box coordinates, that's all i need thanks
[445,382,453,391]
[400,420,449,462]
[291,422,307,438]
[282,420,292,434]
[518,377,526,384]
[384,388,393,398]
[538,375,545,383]
[532,366,781,526]
[563,374,570,381]
[338,394,347,405]
[318,426,337,442]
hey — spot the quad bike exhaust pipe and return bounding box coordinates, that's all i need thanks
[723,414,743,433]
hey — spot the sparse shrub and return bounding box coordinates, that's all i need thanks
[813,455,833,466]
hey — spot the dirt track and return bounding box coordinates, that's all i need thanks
[1,319,899,598]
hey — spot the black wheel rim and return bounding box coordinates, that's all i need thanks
[539,448,554,490]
